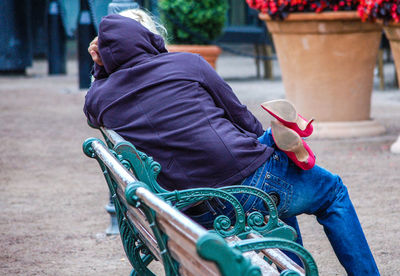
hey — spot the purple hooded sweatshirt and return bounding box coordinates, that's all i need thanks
[84,14,273,191]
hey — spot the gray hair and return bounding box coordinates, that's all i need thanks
[119,9,167,40]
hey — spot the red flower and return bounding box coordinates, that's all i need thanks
[358,0,400,23]
[246,0,361,19]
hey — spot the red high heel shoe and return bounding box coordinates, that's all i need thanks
[271,121,315,170]
[261,99,314,137]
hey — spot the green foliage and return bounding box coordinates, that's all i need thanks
[158,0,229,45]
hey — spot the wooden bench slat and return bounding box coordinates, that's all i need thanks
[178,266,196,276]
[92,140,135,187]
[116,186,155,239]
[168,239,220,276]
[245,251,280,276]
[115,188,161,257]
[135,187,207,240]
[100,126,125,145]
[156,214,199,245]
[117,176,221,273]
[125,211,161,261]
[113,186,163,261]
[249,233,305,275]
[226,236,280,276]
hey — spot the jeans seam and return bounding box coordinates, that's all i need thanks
[239,161,266,207]
[266,173,293,215]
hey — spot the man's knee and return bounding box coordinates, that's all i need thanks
[315,174,349,217]
[333,175,350,201]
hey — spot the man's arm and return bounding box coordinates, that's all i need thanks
[197,57,264,137]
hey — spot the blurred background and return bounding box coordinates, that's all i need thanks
[1,1,399,275]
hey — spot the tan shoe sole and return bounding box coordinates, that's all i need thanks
[271,121,309,162]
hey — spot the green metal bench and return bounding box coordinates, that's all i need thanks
[83,128,319,275]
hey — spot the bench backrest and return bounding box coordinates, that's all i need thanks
[95,127,298,240]
[84,126,319,275]
[83,138,264,276]
[99,127,168,194]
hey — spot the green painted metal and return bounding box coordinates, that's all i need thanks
[231,237,319,276]
[159,185,296,240]
[125,181,180,276]
[94,126,292,238]
[84,132,319,275]
[108,135,296,239]
[159,188,246,237]
[196,233,262,276]
[83,138,157,275]
[114,142,167,193]
[95,126,167,194]
[221,185,297,240]
[87,131,296,240]
[280,270,303,276]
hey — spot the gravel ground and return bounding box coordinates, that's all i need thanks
[1,56,399,275]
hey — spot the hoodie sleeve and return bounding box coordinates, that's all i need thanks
[83,92,100,128]
[197,56,264,137]
[91,63,109,80]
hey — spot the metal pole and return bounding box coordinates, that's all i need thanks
[77,0,96,89]
[47,0,66,75]
[32,0,48,58]
[0,0,32,74]
[103,0,139,236]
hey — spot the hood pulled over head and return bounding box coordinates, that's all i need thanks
[98,14,167,74]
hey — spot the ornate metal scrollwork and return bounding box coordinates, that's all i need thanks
[247,211,265,228]
[114,142,166,194]
[139,152,161,178]
[280,269,302,276]
[221,185,296,240]
[213,215,232,233]
[125,182,179,276]
[109,183,157,275]
[231,237,319,276]
[196,233,262,276]
[82,137,103,158]
[159,188,246,237]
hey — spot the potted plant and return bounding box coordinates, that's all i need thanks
[158,0,229,69]
[358,0,400,150]
[246,0,385,138]
[359,0,400,82]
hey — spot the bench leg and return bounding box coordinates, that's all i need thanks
[105,194,119,235]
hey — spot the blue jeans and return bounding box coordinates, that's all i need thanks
[189,129,380,276]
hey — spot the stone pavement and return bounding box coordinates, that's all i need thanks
[1,53,399,275]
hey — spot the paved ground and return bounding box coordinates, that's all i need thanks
[1,53,399,275]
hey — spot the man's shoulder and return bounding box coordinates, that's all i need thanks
[154,51,202,77]
[162,51,201,64]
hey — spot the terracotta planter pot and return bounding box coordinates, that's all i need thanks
[167,44,222,69]
[384,24,400,85]
[260,12,385,138]
[385,25,400,154]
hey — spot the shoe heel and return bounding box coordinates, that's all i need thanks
[261,99,297,123]
[261,99,314,137]
[271,121,315,170]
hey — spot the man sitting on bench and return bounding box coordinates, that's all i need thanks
[84,9,380,275]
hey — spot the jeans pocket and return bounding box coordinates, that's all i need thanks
[260,172,293,216]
